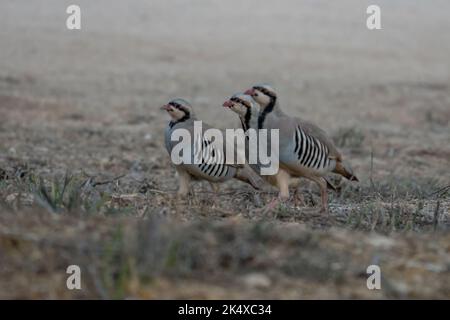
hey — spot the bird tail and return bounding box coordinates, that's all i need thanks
[235,164,265,190]
[324,177,338,192]
[333,161,359,182]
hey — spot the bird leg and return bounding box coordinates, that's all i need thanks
[276,169,291,201]
[176,168,191,199]
[310,176,329,214]
[289,177,305,206]
[260,169,291,215]
[208,182,220,207]
[292,181,305,207]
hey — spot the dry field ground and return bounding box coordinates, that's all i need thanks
[0,1,449,299]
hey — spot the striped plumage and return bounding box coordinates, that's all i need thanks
[245,84,358,212]
[162,98,263,197]
[292,125,334,173]
[193,131,230,179]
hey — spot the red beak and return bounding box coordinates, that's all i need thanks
[223,100,233,108]
[244,88,255,96]
[160,104,171,111]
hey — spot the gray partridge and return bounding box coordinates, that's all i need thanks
[162,98,264,197]
[244,84,358,212]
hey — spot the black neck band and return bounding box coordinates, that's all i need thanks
[258,97,276,129]
[243,107,252,131]
[169,111,190,128]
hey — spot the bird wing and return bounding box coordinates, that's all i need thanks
[295,118,342,161]
[263,113,341,174]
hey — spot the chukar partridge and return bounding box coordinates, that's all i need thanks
[223,93,304,205]
[244,84,358,212]
[222,93,268,182]
[162,98,264,197]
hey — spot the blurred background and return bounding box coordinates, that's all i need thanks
[0,0,449,299]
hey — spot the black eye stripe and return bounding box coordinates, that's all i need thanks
[231,98,251,108]
[169,102,185,110]
[254,86,275,98]
[254,86,267,94]
[168,102,192,116]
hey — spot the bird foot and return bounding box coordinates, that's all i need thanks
[291,194,305,207]
[257,196,291,216]
[252,197,279,216]
[319,204,329,215]
[291,188,305,207]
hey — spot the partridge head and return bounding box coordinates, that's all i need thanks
[223,93,259,131]
[245,84,277,110]
[161,98,195,125]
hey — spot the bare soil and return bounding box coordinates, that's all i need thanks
[0,0,449,299]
